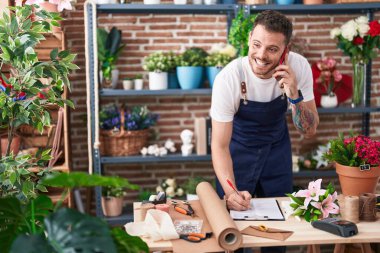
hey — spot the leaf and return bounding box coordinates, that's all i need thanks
[111,227,149,253]
[63,99,75,109]
[44,208,117,253]
[42,172,139,190]
[286,193,304,206]
[50,48,58,60]
[10,234,55,253]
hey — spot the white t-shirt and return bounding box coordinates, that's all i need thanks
[210,52,314,123]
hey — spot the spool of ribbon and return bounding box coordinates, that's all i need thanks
[343,195,359,223]
[359,193,377,221]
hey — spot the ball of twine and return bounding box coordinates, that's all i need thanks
[343,195,359,223]
[359,193,377,221]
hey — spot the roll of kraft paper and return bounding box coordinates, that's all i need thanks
[196,182,242,251]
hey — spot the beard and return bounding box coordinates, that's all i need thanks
[248,56,278,79]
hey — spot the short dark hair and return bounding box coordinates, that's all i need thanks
[252,10,293,45]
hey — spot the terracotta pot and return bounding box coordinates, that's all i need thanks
[101,196,123,217]
[1,135,21,156]
[335,163,380,196]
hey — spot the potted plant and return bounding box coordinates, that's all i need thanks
[0,3,77,200]
[228,10,256,57]
[205,44,236,88]
[101,185,126,216]
[165,51,180,89]
[156,178,184,198]
[97,27,125,89]
[183,176,208,200]
[176,47,208,90]
[323,133,380,196]
[122,77,134,90]
[311,57,352,108]
[143,51,171,90]
[134,74,144,90]
[99,103,159,156]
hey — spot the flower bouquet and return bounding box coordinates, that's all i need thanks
[311,57,352,107]
[156,178,184,198]
[286,179,339,222]
[330,16,380,106]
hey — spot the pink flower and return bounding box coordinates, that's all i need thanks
[25,0,44,4]
[49,0,72,12]
[295,179,326,207]
[333,70,342,82]
[311,192,340,218]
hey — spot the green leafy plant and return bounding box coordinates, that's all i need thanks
[0,4,77,200]
[205,53,233,67]
[228,10,257,57]
[134,74,143,79]
[177,47,208,67]
[183,176,207,195]
[102,186,125,198]
[97,27,125,81]
[142,51,175,72]
[323,133,380,167]
[0,172,147,253]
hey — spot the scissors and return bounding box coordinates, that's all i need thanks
[179,232,212,243]
[172,200,195,216]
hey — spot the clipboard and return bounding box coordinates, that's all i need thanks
[230,198,285,221]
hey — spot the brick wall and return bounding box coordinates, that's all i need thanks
[63,2,380,204]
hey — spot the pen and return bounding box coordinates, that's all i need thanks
[226,179,241,197]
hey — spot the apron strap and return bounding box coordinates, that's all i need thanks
[238,57,248,105]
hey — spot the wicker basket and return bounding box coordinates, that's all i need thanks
[99,108,150,156]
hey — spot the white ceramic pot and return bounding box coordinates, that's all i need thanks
[149,72,168,90]
[97,0,111,4]
[193,0,202,4]
[174,0,187,4]
[134,79,144,90]
[204,0,216,4]
[321,93,338,108]
[144,0,160,4]
[122,80,133,90]
[111,69,119,89]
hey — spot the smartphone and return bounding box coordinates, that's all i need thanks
[278,48,288,66]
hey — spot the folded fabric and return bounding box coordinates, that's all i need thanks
[241,225,293,241]
[124,209,179,242]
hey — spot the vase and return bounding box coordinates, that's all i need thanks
[335,162,380,196]
[320,93,338,108]
[101,196,123,217]
[351,62,366,108]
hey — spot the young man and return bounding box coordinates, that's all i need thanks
[210,10,319,252]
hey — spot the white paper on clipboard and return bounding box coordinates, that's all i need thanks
[230,198,284,220]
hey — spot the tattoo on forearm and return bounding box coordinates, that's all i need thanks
[292,103,315,134]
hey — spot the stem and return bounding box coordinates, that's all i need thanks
[54,188,69,212]
[5,124,14,157]
[31,199,36,234]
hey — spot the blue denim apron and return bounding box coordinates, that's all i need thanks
[216,58,293,199]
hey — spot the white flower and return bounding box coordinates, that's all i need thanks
[169,146,176,153]
[165,186,175,197]
[165,178,176,188]
[341,20,358,41]
[159,147,168,156]
[355,16,369,25]
[156,186,164,193]
[312,143,331,169]
[140,147,148,156]
[219,44,237,58]
[356,23,370,38]
[147,144,158,155]
[330,28,341,39]
[210,43,225,54]
[176,188,184,197]
[164,139,175,150]
[49,0,73,12]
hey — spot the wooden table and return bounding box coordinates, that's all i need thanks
[133,198,380,253]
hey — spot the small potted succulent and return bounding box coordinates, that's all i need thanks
[122,77,134,90]
[183,176,208,200]
[176,47,208,90]
[97,27,125,89]
[101,186,126,217]
[134,74,144,90]
[143,51,171,90]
